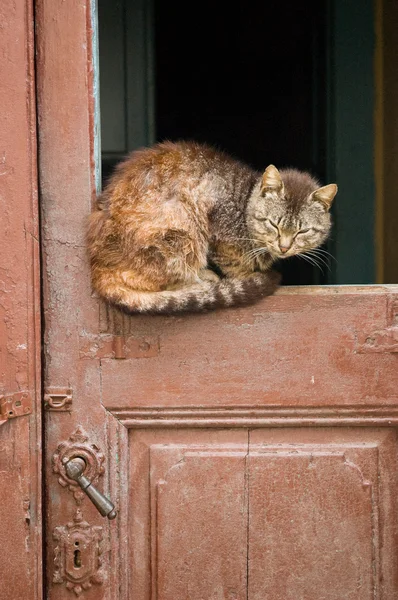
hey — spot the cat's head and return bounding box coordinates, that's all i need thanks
[246,165,337,259]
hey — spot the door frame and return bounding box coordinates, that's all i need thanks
[0,0,42,598]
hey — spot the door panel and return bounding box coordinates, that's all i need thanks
[101,290,398,410]
[249,428,398,600]
[114,427,398,599]
[0,0,42,598]
[130,432,248,600]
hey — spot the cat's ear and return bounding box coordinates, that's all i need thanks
[261,165,284,193]
[310,184,338,210]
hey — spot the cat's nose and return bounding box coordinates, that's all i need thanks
[279,237,293,253]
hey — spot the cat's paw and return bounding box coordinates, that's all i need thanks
[199,268,220,282]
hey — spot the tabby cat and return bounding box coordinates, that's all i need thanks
[87,141,337,313]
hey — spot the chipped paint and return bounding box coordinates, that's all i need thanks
[0,0,42,596]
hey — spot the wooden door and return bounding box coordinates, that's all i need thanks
[0,1,42,599]
[36,2,398,599]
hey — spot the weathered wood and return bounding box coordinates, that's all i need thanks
[0,0,42,598]
[35,1,113,598]
[102,288,398,411]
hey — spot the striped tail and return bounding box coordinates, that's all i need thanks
[99,271,281,315]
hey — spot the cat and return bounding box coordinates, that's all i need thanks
[87,141,337,314]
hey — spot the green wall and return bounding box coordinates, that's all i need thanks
[327,0,376,283]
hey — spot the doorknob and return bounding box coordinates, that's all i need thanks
[64,457,117,520]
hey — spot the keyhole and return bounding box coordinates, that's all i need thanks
[74,549,81,568]
[74,541,81,568]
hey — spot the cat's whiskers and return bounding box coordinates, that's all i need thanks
[243,246,269,259]
[242,247,269,265]
[244,247,267,258]
[298,255,324,273]
[303,250,331,271]
[302,251,326,266]
[308,252,330,271]
[298,252,325,273]
[307,247,337,262]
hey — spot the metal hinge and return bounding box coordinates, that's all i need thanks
[0,391,32,422]
[357,297,398,353]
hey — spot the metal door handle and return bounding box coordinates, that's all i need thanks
[65,457,117,519]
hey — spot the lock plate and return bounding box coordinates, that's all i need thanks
[53,510,104,596]
[52,427,105,503]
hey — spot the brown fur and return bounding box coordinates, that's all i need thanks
[87,141,337,313]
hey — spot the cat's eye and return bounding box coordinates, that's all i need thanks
[266,219,279,230]
[297,228,311,235]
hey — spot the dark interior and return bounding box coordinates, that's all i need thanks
[155,1,326,172]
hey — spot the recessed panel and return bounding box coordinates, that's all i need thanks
[128,430,249,600]
[248,428,398,600]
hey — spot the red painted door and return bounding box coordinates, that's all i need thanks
[34,2,398,599]
[0,1,42,599]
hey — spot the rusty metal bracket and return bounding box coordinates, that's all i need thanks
[78,333,159,360]
[0,391,32,423]
[44,387,73,411]
[357,298,398,353]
